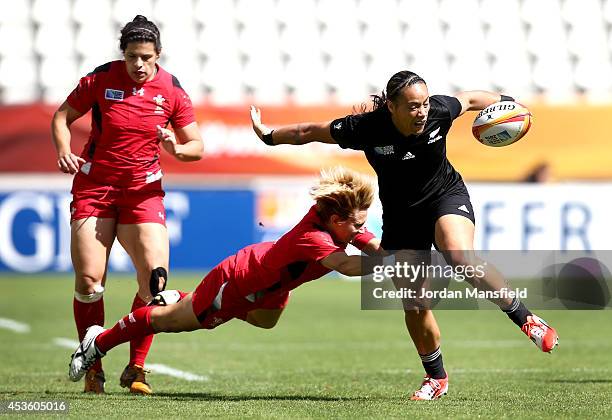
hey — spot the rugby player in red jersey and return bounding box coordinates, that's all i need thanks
[68,167,382,384]
[51,16,203,394]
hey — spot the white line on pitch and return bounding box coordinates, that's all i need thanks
[146,363,209,382]
[53,337,80,349]
[51,339,208,382]
[0,317,30,333]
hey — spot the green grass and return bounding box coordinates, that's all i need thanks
[0,274,611,419]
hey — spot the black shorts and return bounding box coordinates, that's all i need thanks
[380,191,475,250]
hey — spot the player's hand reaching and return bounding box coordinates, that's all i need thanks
[249,105,334,146]
[157,124,178,156]
[57,152,86,174]
[250,105,272,142]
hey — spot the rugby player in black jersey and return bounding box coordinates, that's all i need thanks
[250,70,558,400]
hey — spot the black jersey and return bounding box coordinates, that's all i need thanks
[330,95,465,218]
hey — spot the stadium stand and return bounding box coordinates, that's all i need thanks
[0,0,611,106]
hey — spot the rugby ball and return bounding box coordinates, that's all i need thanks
[472,101,532,147]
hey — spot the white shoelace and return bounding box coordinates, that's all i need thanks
[416,378,440,399]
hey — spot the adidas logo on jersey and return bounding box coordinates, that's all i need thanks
[402,151,415,160]
[457,205,470,213]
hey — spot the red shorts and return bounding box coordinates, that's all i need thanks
[191,261,290,330]
[70,174,166,225]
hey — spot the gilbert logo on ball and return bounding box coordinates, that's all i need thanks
[472,101,532,147]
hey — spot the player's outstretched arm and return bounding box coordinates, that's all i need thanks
[454,91,514,117]
[321,252,369,277]
[355,238,385,257]
[250,105,337,146]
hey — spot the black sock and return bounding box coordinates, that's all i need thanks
[419,347,446,379]
[502,297,532,328]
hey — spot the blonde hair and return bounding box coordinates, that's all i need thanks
[310,167,375,222]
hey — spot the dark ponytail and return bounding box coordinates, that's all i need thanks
[371,70,427,111]
[119,15,162,53]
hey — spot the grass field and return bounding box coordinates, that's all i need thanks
[0,274,611,419]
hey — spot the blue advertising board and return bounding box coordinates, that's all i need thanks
[1,180,608,273]
[0,187,256,273]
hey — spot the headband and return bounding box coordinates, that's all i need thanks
[127,27,157,39]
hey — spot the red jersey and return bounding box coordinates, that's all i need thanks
[227,206,376,299]
[66,61,195,187]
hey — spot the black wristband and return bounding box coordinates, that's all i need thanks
[262,130,275,146]
[500,94,515,102]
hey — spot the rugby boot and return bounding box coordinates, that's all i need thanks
[120,364,153,395]
[521,314,559,353]
[410,375,449,400]
[83,368,105,394]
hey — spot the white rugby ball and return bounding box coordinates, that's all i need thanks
[472,101,532,147]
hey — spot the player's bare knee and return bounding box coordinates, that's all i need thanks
[445,253,468,267]
[443,250,477,267]
[74,273,104,295]
[74,273,103,293]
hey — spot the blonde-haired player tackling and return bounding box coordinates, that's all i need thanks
[69,167,383,382]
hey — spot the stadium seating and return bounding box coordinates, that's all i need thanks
[1,0,612,105]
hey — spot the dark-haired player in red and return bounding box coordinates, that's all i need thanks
[51,15,203,394]
[69,167,382,384]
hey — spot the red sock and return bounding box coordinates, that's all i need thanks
[129,294,154,366]
[73,297,104,372]
[96,306,155,354]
